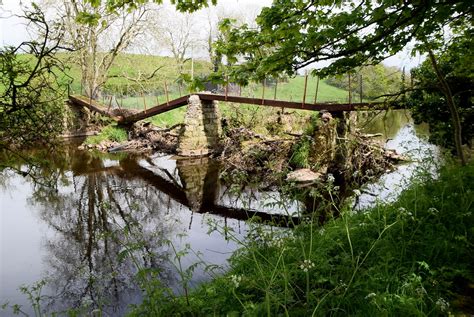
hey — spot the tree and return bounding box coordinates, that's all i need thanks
[91,0,215,13]
[408,31,473,151]
[151,8,198,75]
[0,4,70,150]
[325,64,404,100]
[45,0,153,98]
[215,1,472,164]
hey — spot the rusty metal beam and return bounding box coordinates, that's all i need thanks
[68,95,122,121]
[120,95,190,124]
[197,93,388,112]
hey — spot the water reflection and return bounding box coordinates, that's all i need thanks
[1,146,297,316]
[355,124,439,210]
[27,150,179,315]
[359,109,429,140]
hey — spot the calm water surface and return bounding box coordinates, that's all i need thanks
[0,110,435,316]
[0,146,301,316]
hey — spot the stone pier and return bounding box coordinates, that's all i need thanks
[177,95,222,156]
[176,157,219,211]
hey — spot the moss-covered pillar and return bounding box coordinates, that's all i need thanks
[177,95,222,156]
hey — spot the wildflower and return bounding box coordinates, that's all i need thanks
[436,297,449,312]
[230,274,242,288]
[271,237,284,248]
[398,207,407,213]
[319,228,325,235]
[327,173,335,183]
[428,207,439,214]
[300,259,315,272]
[365,292,376,299]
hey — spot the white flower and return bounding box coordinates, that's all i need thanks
[319,228,325,235]
[436,297,449,312]
[327,174,335,183]
[428,207,439,214]
[300,259,315,272]
[230,274,242,288]
[365,292,376,299]
[398,207,407,213]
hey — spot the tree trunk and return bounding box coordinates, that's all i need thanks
[427,48,466,165]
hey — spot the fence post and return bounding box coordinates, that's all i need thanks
[348,73,352,104]
[107,95,113,112]
[302,71,308,107]
[164,81,170,105]
[261,79,265,105]
[314,75,319,104]
[274,79,278,100]
[142,92,147,113]
[225,75,229,101]
[359,74,363,103]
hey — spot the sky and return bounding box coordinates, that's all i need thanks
[0,0,424,70]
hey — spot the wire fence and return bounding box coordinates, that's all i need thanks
[68,73,370,112]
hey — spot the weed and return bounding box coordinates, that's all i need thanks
[129,160,474,316]
[84,125,128,145]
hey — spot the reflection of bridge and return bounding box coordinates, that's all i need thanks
[75,155,300,227]
[68,93,393,125]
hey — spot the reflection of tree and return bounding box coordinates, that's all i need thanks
[29,150,182,314]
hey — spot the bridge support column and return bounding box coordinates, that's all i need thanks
[177,157,219,212]
[178,95,222,156]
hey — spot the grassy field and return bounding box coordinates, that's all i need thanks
[241,75,350,103]
[60,52,212,96]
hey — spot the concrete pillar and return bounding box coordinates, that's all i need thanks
[177,95,222,156]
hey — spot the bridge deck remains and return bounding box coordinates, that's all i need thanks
[69,94,394,125]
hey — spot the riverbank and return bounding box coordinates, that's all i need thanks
[129,160,474,316]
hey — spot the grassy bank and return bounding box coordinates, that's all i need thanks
[129,161,474,316]
[84,124,128,145]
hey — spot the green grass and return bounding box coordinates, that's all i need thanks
[129,160,474,316]
[59,52,212,96]
[84,124,128,144]
[242,75,351,103]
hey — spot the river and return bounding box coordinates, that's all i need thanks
[0,110,436,316]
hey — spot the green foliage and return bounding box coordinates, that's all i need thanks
[0,6,69,149]
[289,114,319,168]
[129,161,474,316]
[326,64,405,100]
[216,1,471,82]
[289,136,312,168]
[89,0,215,14]
[407,32,474,149]
[85,124,128,144]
